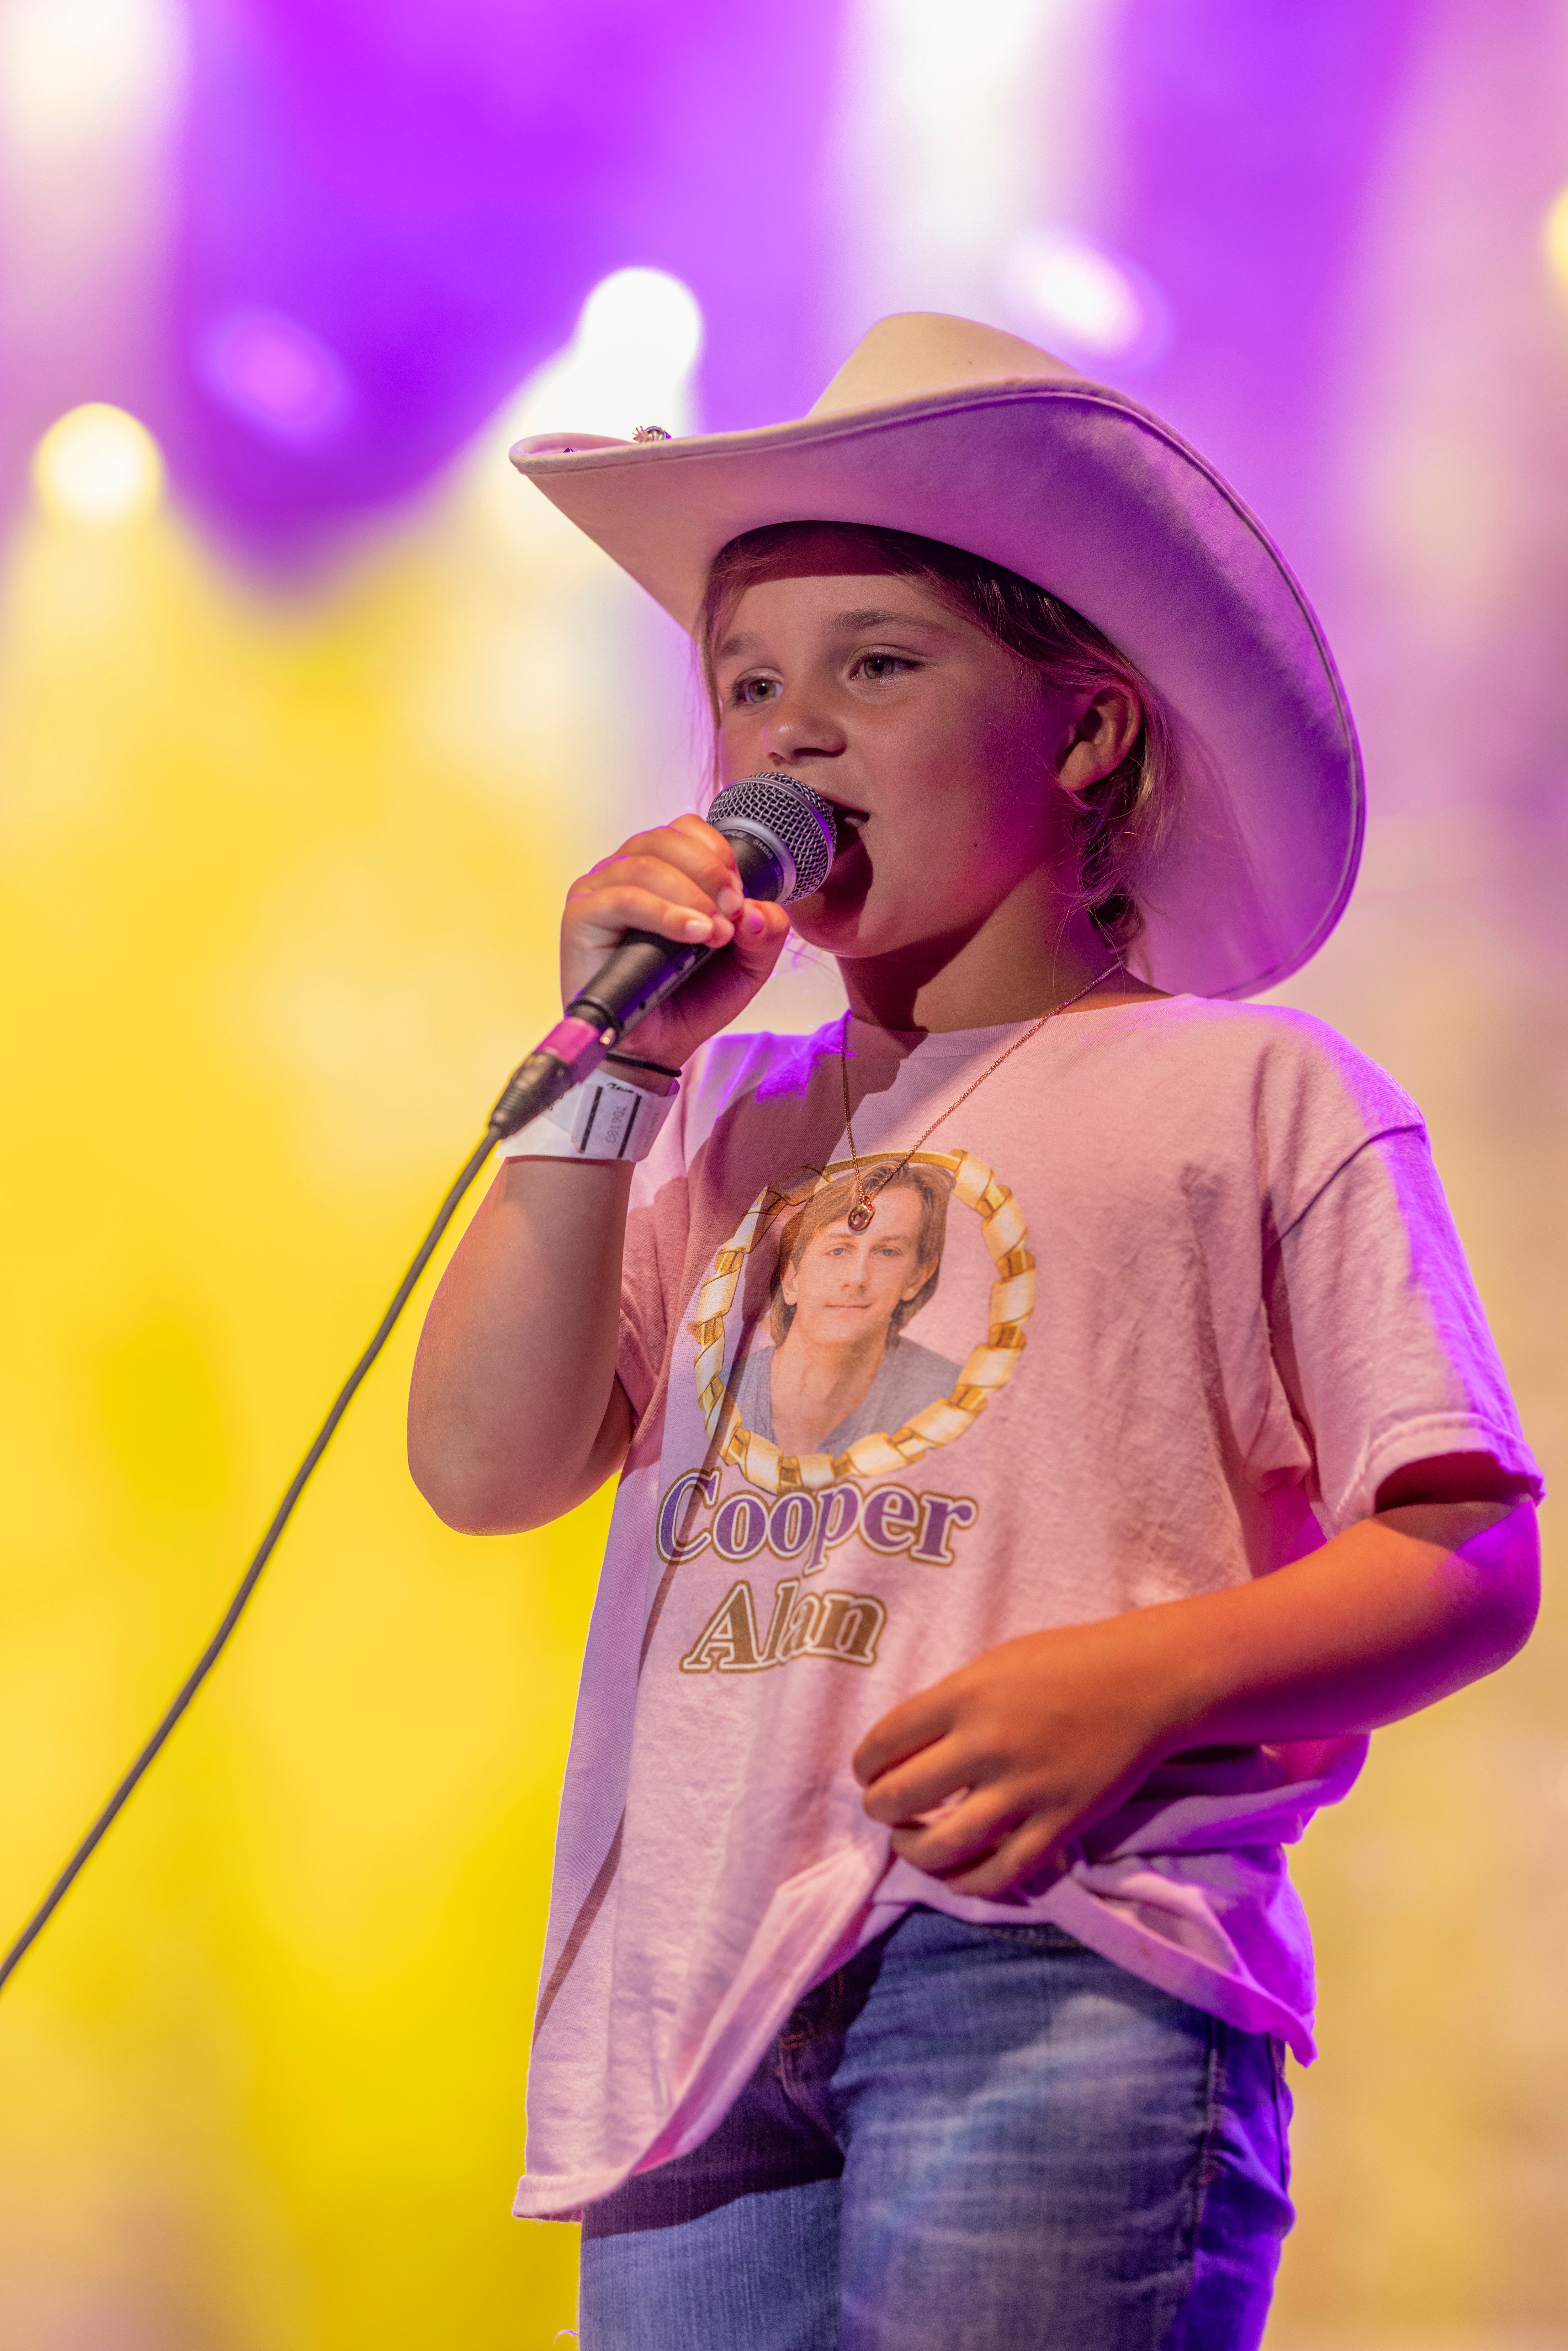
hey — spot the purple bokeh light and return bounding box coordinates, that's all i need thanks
[166,0,845,553]
[1102,0,1423,586]
[197,307,355,443]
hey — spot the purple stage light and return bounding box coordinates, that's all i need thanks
[162,0,845,556]
[1103,0,1422,576]
[197,307,355,444]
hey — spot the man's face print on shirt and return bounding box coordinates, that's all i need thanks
[763,1165,956,1456]
[690,1146,1035,1497]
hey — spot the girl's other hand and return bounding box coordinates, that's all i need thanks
[561,812,791,1071]
[852,1618,1174,1898]
[853,1474,1538,1898]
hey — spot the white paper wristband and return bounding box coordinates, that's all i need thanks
[497,1067,678,1162]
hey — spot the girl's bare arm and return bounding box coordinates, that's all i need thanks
[855,1453,1539,1895]
[408,814,790,1532]
[409,1157,639,1531]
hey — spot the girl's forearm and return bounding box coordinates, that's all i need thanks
[1150,1494,1540,1755]
[408,1156,635,1533]
[856,1472,1539,1898]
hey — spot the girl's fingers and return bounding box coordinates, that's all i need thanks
[858,1735,969,1828]
[582,845,737,908]
[580,848,709,892]
[889,1795,1067,1889]
[572,853,732,928]
[930,1814,1073,1900]
[885,1781,1027,1875]
[853,1689,957,1789]
[726,899,791,976]
[567,882,736,952]
[600,821,744,916]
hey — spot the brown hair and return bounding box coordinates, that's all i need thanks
[769,1162,952,1345]
[699,520,1180,953]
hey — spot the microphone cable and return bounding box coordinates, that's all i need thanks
[0,1123,501,1997]
[0,772,836,1997]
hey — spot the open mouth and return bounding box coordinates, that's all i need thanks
[801,791,869,850]
[820,803,870,864]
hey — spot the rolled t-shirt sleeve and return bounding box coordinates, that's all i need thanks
[1269,1127,1543,1533]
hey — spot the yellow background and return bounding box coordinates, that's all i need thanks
[0,474,654,2345]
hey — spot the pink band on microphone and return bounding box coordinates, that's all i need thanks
[540,1016,611,1082]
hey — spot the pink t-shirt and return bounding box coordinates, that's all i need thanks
[513,997,1540,2220]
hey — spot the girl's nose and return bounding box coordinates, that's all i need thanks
[765,687,846,767]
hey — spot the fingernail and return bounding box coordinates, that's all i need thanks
[716,885,743,916]
[683,915,712,941]
[744,906,765,937]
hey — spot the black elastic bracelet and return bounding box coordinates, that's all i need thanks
[605,1050,682,1079]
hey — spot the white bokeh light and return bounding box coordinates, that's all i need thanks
[508,267,706,442]
[33,402,164,522]
[1543,184,1568,295]
[831,0,1112,333]
[1002,227,1163,364]
[0,0,187,154]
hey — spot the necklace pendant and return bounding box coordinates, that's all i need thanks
[846,1199,875,1233]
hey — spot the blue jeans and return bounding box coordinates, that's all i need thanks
[578,1907,1293,2350]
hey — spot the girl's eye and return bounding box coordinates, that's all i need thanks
[856,653,915,682]
[730,674,780,708]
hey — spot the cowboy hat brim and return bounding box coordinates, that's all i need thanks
[510,364,1361,1000]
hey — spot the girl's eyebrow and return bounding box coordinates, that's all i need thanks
[830,606,953,636]
[716,607,954,660]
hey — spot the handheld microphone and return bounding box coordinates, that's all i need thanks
[486,772,838,1142]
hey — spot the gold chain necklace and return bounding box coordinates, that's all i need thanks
[836,964,1123,1231]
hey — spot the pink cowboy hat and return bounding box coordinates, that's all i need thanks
[509,311,1362,1000]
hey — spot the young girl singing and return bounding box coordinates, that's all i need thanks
[408,314,1542,2349]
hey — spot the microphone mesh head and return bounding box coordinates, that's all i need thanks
[707,772,837,903]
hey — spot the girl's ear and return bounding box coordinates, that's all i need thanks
[1056,685,1142,799]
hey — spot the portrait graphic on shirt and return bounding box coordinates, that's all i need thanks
[728,1163,959,1454]
[691,1148,1035,1495]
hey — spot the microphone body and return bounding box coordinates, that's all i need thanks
[487,774,838,1143]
